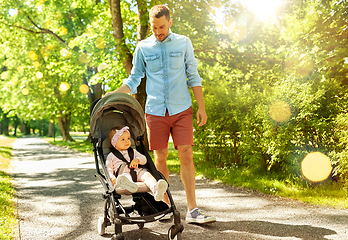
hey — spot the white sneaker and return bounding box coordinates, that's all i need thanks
[186,208,216,224]
[116,175,138,193]
[154,179,168,201]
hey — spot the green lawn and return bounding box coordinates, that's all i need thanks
[0,136,18,240]
[47,134,348,209]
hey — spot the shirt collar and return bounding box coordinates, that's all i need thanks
[154,31,173,44]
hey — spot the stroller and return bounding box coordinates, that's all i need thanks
[90,92,184,240]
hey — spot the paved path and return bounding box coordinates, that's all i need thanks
[11,137,348,239]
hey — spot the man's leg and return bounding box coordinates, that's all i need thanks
[177,145,197,211]
[154,148,170,204]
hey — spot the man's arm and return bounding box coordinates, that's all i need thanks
[191,86,207,127]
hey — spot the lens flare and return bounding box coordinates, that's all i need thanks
[79,84,89,94]
[22,88,29,95]
[301,152,332,182]
[269,100,291,122]
[285,51,314,79]
[228,24,248,42]
[59,82,70,92]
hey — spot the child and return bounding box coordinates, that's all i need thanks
[105,126,168,201]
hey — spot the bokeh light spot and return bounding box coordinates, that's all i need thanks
[22,88,29,95]
[1,72,8,79]
[36,72,43,79]
[40,82,46,88]
[269,100,291,122]
[29,51,38,60]
[11,79,18,86]
[33,61,40,68]
[79,84,89,94]
[17,65,24,72]
[45,19,53,28]
[79,53,90,64]
[60,48,71,59]
[47,43,56,50]
[301,152,332,182]
[95,37,106,49]
[97,63,108,72]
[85,27,95,36]
[59,26,68,35]
[59,82,70,92]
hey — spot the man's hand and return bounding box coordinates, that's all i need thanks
[196,108,207,127]
[103,84,131,98]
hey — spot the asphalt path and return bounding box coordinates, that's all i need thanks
[10,137,348,240]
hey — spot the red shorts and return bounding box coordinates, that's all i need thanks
[145,107,194,150]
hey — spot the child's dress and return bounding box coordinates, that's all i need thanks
[105,148,148,184]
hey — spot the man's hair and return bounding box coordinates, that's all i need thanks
[149,5,170,21]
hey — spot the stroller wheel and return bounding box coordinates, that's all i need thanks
[111,233,124,240]
[137,223,144,229]
[168,226,182,240]
[97,217,106,235]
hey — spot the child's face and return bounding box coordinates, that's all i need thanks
[115,131,131,151]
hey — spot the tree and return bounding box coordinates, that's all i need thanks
[0,0,106,140]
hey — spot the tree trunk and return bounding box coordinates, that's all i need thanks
[12,115,20,137]
[108,0,150,148]
[57,113,75,142]
[24,122,31,135]
[48,120,55,137]
[108,0,134,76]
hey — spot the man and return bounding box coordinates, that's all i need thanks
[111,5,215,224]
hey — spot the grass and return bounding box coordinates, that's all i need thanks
[47,135,348,210]
[0,136,18,240]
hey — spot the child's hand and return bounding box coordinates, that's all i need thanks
[130,158,139,169]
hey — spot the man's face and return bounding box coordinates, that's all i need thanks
[150,15,172,42]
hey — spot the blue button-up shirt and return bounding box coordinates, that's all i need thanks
[123,32,203,116]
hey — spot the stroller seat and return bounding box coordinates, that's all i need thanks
[102,138,152,195]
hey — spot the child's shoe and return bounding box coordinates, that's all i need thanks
[154,179,168,201]
[116,175,138,193]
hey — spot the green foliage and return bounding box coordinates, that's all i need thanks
[191,0,348,183]
[0,171,17,240]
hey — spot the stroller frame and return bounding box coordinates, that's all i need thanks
[90,93,184,240]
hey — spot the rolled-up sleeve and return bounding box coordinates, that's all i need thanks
[185,38,203,88]
[123,46,146,94]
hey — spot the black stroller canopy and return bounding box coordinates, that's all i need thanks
[90,92,146,142]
